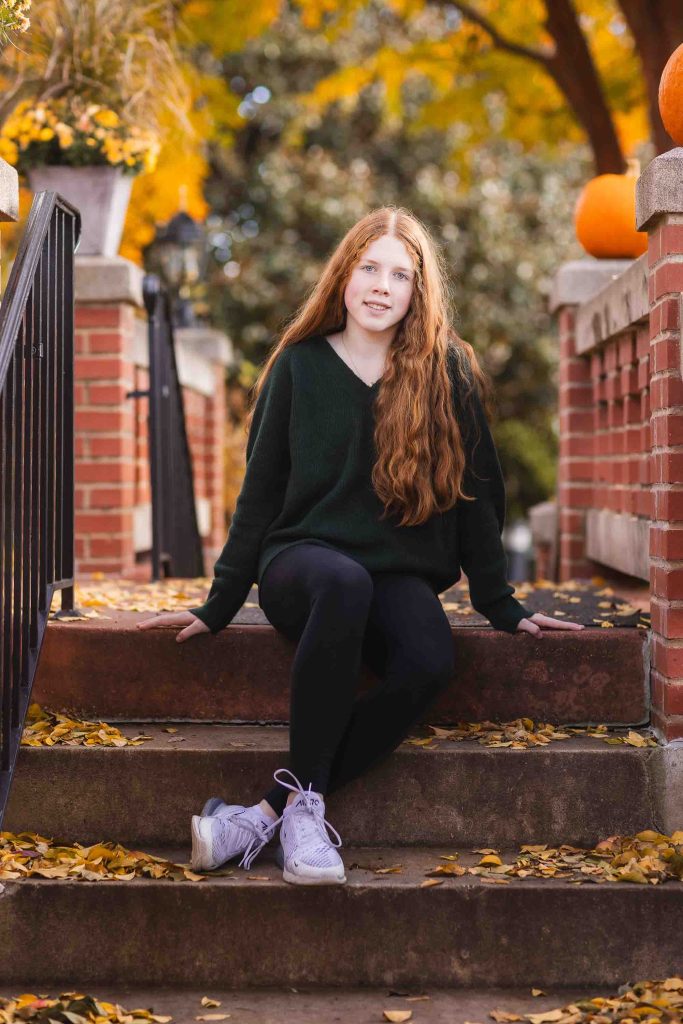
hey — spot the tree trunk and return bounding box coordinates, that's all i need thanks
[618,0,683,153]
[541,0,625,173]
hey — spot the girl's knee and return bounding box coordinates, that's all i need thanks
[313,558,373,606]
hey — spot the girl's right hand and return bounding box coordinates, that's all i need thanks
[136,611,211,643]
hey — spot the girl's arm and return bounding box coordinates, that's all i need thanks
[189,351,293,634]
[456,378,534,634]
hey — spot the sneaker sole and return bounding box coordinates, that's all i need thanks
[190,814,216,872]
[276,844,346,886]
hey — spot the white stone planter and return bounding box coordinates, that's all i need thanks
[27,165,134,256]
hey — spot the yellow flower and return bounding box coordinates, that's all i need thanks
[38,127,54,141]
[93,109,120,128]
[0,138,18,164]
[85,137,98,148]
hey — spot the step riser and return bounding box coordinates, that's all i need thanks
[1,882,680,989]
[6,743,659,847]
[35,625,649,725]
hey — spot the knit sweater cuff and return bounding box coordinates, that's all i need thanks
[478,594,533,634]
[188,590,246,635]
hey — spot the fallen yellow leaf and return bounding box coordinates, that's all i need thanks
[383,1012,412,1023]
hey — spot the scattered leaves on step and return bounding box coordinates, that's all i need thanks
[492,976,683,1024]
[373,864,403,874]
[489,1011,523,1022]
[404,718,658,750]
[383,1011,412,1022]
[21,704,152,748]
[424,831,683,886]
[419,878,443,888]
[0,832,206,882]
[195,1016,230,1022]
[531,990,546,997]
[200,998,221,1008]
[0,991,172,1022]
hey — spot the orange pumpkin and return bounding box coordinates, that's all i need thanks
[574,160,647,259]
[659,43,683,145]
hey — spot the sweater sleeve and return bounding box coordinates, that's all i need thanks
[455,377,533,634]
[189,352,293,634]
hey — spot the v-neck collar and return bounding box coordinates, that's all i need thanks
[320,335,384,393]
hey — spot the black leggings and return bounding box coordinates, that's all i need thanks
[258,543,455,817]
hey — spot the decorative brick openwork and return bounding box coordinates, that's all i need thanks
[552,148,683,742]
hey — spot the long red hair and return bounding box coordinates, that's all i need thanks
[245,206,494,527]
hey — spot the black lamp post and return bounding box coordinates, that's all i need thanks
[146,209,205,327]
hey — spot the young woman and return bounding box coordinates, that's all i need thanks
[137,206,583,887]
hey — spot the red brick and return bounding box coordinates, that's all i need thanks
[652,337,678,374]
[75,307,123,329]
[75,357,127,381]
[76,409,131,433]
[650,600,683,640]
[653,487,683,520]
[648,230,662,265]
[618,334,635,365]
[88,537,129,559]
[652,450,683,484]
[651,707,683,743]
[650,525,683,560]
[558,483,594,507]
[652,564,683,601]
[653,411,683,446]
[619,365,639,397]
[89,486,135,509]
[88,383,130,405]
[88,436,135,458]
[652,635,683,675]
[75,513,131,534]
[652,262,683,301]
[76,461,136,484]
[636,325,650,359]
[559,409,594,433]
[650,372,683,411]
[559,359,590,385]
[89,332,127,354]
[661,224,683,255]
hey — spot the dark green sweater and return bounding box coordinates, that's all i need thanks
[190,334,532,635]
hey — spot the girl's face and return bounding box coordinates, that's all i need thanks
[344,234,416,336]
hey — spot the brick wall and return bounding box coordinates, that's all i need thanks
[73,257,230,577]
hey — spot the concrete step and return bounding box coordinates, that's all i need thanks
[1,844,681,989]
[0,984,642,1023]
[35,611,649,725]
[5,725,665,847]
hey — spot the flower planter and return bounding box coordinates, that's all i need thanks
[27,165,134,257]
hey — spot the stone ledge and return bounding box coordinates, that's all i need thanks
[575,252,648,354]
[585,508,650,581]
[75,254,144,306]
[636,147,683,231]
[549,258,634,313]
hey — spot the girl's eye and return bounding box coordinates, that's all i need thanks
[361,265,408,280]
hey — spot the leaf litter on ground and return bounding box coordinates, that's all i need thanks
[404,718,658,750]
[0,991,172,1022]
[487,975,683,1024]
[21,704,151,748]
[0,832,208,882]
[425,830,683,886]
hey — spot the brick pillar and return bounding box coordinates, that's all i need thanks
[550,260,632,582]
[74,256,142,574]
[636,148,683,742]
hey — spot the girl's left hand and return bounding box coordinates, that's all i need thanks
[516,612,586,637]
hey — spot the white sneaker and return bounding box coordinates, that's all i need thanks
[190,804,278,872]
[271,768,346,886]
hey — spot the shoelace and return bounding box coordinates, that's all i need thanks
[271,767,342,851]
[221,811,279,871]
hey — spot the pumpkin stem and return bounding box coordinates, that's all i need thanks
[626,157,641,177]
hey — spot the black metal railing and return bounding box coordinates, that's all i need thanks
[132,274,204,580]
[0,191,81,823]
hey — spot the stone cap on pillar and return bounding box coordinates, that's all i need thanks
[75,254,144,307]
[636,147,683,231]
[0,158,19,223]
[549,258,634,314]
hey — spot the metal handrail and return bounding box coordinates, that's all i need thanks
[132,274,204,580]
[0,190,81,823]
